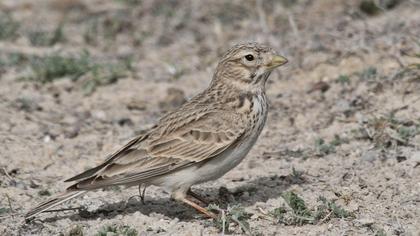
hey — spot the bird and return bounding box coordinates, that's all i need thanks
[25,42,288,219]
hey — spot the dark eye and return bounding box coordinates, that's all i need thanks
[245,54,254,61]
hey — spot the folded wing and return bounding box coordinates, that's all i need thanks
[65,111,245,190]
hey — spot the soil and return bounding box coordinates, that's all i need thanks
[1,0,420,235]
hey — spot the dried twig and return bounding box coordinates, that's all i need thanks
[318,210,332,224]
[287,12,300,41]
[1,168,13,181]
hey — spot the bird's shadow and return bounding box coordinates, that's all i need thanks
[37,173,307,223]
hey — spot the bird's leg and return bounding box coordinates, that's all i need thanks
[138,184,147,204]
[180,197,217,219]
[187,188,209,205]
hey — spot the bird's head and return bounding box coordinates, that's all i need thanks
[212,42,288,91]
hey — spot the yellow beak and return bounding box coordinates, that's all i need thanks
[269,55,288,68]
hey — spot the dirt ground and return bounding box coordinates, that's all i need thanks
[1,0,420,235]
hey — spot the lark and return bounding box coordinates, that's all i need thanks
[26,42,288,219]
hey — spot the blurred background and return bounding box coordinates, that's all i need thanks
[1,0,420,235]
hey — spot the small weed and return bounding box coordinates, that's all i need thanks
[208,204,254,235]
[38,189,51,196]
[117,0,142,6]
[280,0,298,7]
[359,1,381,15]
[315,138,335,156]
[290,167,305,183]
[8,53,29,65]
[0,207,9,215]
[356,114,419,148]
[0,13,20,40]
[397,126,418,141]
[270,192,353,226]
[313,196,353,221]
[25,52,131,93]
[314,135,346,157]
[360,0,401,15]
[96,224,138,236]
[68,225,84,236]
[29,52,91,83]
[375,228,387,236]
[82,58,131,95]
[28,23,66,46]
[83,13,133,44]
[83,19,99,45]
[14,97,39,112]
[336,75,350,85]
[278,191,313,225]
[359,67,377,80]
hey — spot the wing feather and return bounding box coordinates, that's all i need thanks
[65,111,246,190]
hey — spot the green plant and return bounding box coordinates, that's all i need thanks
[30,53,92,82]
[208,204,253,235]
[0,13,19,40]
[360,66,377,80]
[26,52,132,94]
[313,196,353,221]
[38,189,51,196]
[270,192,353,225]
[96,224,138,236]
[68,225,84,236]
[336,75,350,85]
[28,23,65,46]
[356,114,420,148]
[375,228,387,236]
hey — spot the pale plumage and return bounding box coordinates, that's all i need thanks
[26,42,287,219]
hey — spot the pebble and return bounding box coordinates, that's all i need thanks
[361,150,379,162]
[410,151,420,166]
[92,110,107,121]
[357,218,375,226]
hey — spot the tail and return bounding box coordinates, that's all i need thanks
[25,191,86,219]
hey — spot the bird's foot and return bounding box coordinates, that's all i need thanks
[187,188,209,205]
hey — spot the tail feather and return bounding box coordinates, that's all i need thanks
[25,191,85,219]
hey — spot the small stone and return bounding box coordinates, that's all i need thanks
[43,135,51,143]
[127,99,147,111]
[117,117,134,127]
[361,150,379,162]
[308,81,330,93]
[357,218,375,226]
[241,191,250,199]
[396,155,407,163]
[30,180,41,188]
[410,151,420,167]
[92,110,107,121]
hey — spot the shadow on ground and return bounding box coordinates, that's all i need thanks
[29,173,307,223]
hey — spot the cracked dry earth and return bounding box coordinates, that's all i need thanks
[1,0,420,235]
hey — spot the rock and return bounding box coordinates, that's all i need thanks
[92,110,107,121]
[361,150,379,162]
[410,151,420,167]
[308,81,330,93]
[357,218,375,226]
[64,125,80,138]
[13,97,42,112]
[126,99,147,111]
[117,117,134,127]
[396,155,407,163]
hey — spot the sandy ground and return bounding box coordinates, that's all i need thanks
[1,0,420,235]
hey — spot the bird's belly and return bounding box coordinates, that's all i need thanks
[194,134,259,183]
[152,124,264,193]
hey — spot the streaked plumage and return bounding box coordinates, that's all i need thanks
[26,42,288,219]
